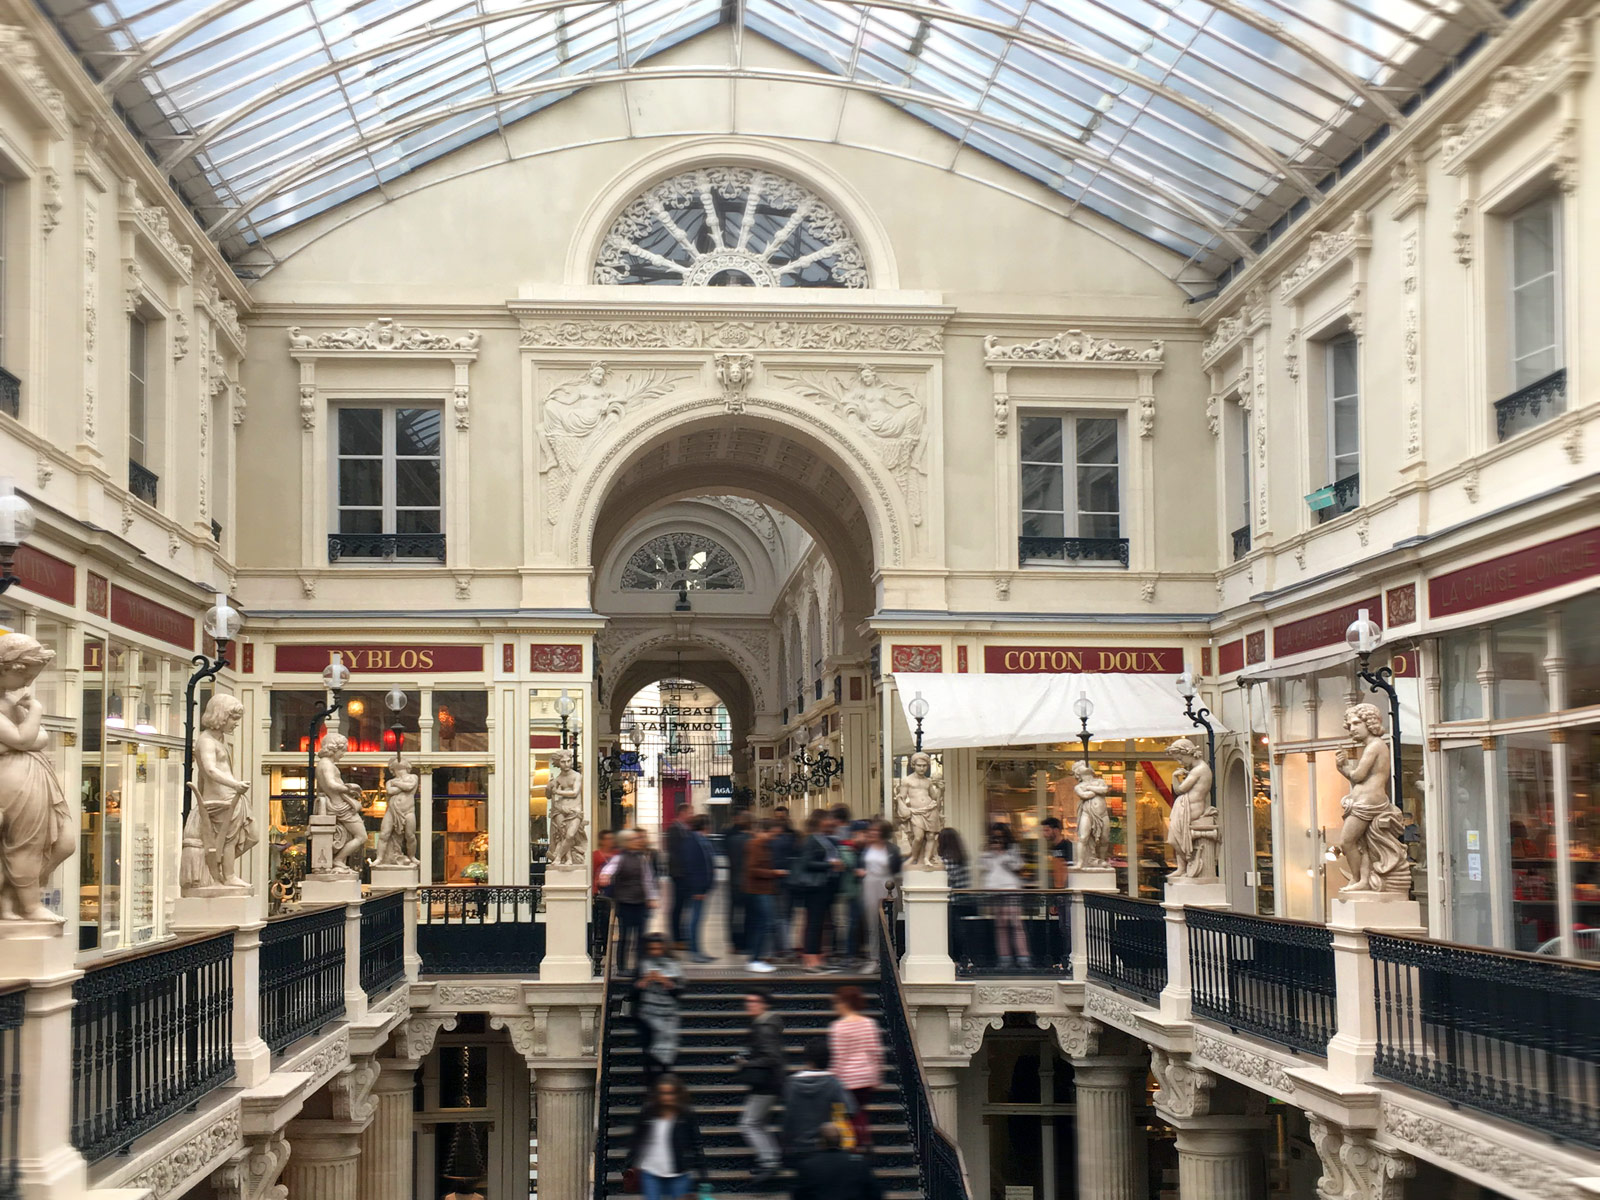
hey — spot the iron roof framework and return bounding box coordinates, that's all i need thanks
[37,0,1513,285]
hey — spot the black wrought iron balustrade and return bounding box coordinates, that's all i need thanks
[360,890,407,1000]
[1370,933,1600,1148]
[589,896,614,978]
[259,904,346,1053]
[417,886,545,974]
[950,890,1070,977]
[1315,473,1360,523]
[1495,368,1566,442]
[210,519,222,544]
[589,906,617,1200]
[878,910,973,1200]
[327,532,446,562]
[70,931,234,1163]
[0,368,18,420]
[1084,893,1167,1001]
[1187,909,1335,1054]
[127,459,159,506]
[1231,524,1251,561]
[1018,536,1130,566]
[0,984,23,1200]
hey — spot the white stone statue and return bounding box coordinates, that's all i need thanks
[0,633,74,924]
[375,756,419,866]
[1333,702,1410,895]
[1166,737,1218,880]
[546,749,587,867]
[314,732,366,875]
[893,751,944,869]
[1070,760,1112,869]
[180,694,255,895]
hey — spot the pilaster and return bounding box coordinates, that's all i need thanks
[1160,878,1228,1022]
[343,903,367,1021]
[1,937,88,1200]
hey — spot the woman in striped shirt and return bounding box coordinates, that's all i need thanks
[828,986,884,1150]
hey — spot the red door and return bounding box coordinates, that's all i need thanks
[661,773,690,826]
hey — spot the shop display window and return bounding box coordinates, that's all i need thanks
[529,753,551,884]
[1443,746,1492,948]
[267,766,313,906]
[1566,593,1600,709]
[434,691,488,752]
[1493,613,1551,719]
[1252,753,1274,915]
[1501,732,1558,950]
[269,690,421,753]
[1439,631,1483,721]
[434,765,490,884]
[1566,726,1600,959]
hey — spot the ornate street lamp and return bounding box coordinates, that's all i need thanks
[1073,692,1094,764]
[907,691,929,754]
[570,715,583,759]
[183,594,241,825]
[0,481,36,595]
[556,689,576,750]
[1346,608,1406,815]
[794,745,844,791]
[1175,670,1218,807]
[307,659,352,789]
[382,685,408,753]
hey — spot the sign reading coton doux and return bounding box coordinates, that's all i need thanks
[984,646,1183,673]
[275,644,484,673]
[1429,528,1600,617]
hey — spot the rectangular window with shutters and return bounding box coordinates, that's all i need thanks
[1018,414,1125,565]
[331,405,443,561]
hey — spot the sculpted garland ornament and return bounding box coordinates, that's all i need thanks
[594,167,868,288]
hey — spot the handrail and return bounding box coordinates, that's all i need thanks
[588,903,618,1200]
[1367,928,1600,971]
[877,906,972,1200]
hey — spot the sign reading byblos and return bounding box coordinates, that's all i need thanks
[983,646,1183,674]
[275,644,485,673]
[1428,527,1600,617]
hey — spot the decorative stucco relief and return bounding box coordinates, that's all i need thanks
[958,1014,1003,1056]
[1192,1033,1296,1095]
[82,194,97,445]
[403,1014,458,1061]
[197,268,246,351]
[1439,18,1591,170]
[41,169,62,239]
[129,1106,241,1200]
[1309,1118,1413,1200]
[1149,1047,1215,1119]
[974,985,1055,1008]
[704,496,781,551]
[1201,315,1244,368]
[983,330,1164,363]
[1082,988,1145,1030]
[125,188,194,276]
[212,1131,290,1200]
[1279,212,1370,302]
[519,319,943,353]
[0,26,70,127]
[715,353,753,413]
[1380,1098,1585,1200]
[436,985,521,1006]
[490,1013,546,1062]
[1036,1013,1099,1059]
[288,318,480,352]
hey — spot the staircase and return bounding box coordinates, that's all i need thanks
[594,976,924,1198]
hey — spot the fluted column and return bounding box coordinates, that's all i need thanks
[1176,1124,1262,1200]
[359,1062,418,1200]
[1070,1057,1143,1200]
[284,1119,363,1200]
[535,1067,595,1200]
[924,1066,959,1134]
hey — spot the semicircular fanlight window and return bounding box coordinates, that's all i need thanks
[622,533,746,592]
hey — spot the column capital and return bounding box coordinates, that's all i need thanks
[1150,1046,1217,1120]
[1037,1011,1101,1060]
[1308,1116,1414,1200]
[534,1066,597,1093]
[1069,1053,1148,1088]
[284,1118,366,1160]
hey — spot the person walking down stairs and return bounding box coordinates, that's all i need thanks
[625,1075,708,1200]
[634,934,684,1086]
[733,986,786,1186]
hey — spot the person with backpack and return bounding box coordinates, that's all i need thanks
[790,1124,883,1200]
[599,829,658,976]
[733,986,786,1185]
[779,1037,856,1167]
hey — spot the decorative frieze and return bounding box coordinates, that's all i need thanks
[984,329,1164,364]
[1083,987,1144,1030]
[289,318,481,353]
[128,1106,242,1200]
[1279,212,1370,302]
[974,984,1055,1008]
[1439,19,1591,172]
[0,26,70,130]
[1381,1098,1585,1200]
[1192,1033,1296,1096]
[520,318,943,353]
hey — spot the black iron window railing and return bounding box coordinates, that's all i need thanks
[359,891,406,1000]
[951,890,1070,977]
[70,932,234,1163]
[1084,893,1167,1001]
[127,459,159,506]
[1231,524,1251,561]
[879,910,972,1200]
[327,532,446,562]
[417,886,545,975]
[1187,909,1336,1055]
[1495,368,1567,442]
[1018,535,1130,566]
[0,984,23,1200]
[210,519,222,544]
[0,368,19,420]
[259,904,346,1054]
[1370,933,1600,1148]
[1315,472,1359,523]
[588,896,613,978]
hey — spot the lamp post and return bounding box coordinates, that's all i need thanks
[570,716,582,760]
[0,481,36,595]
[182,594,242,824]
[1073,692,1094,764]
[907,691,929,754]
[556,689,575,750]
[306,660,352,795]
[1175,670,1217,807]
[1346,608,1406,814]
[383,685,408,754]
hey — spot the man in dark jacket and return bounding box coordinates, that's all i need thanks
[780,1038,855,1166]
[769,808,798,961]
[735,986,786,1183]
[665,807,694,948]
[683,814,717,962]
[725,809,753,959]
[791,1124,882,1200]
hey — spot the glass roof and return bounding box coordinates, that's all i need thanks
[40,0,1512,283]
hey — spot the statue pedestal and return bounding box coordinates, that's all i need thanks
[302,874,363,905]
[172,893,257,930]
[1163,877,1228,907]
[1066,867,1118,892]
[540,864,594,983]
[0,926,75,980]
[1326,896,1422,1086]
[901,867,955,984]
[307,812,338,875]
[370,863,419,890]
[1160,878,1229,1022]
[1329,894,1420,930]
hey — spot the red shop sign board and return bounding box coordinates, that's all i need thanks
[111,586,195,650]
[1428,527,1600,618]
[275,644,485,673]
[1272,596,1380,660]
[13,546,75,606]
[984,646,1184,674]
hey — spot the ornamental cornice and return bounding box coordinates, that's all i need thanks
[0,26,71,133]
[120,183,194,280]
[1379,1098,1585,1200]
[518,316,944,353]
[289,317,480,355]
[983,329,1165,367]
[1279,211,1370,303]
[1200,314,1245,369]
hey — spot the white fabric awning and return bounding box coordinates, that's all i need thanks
[892,672,1227,751]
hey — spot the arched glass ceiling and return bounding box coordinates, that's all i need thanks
[42,0,1511,283]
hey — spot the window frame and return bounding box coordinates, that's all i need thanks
[330,403,445,546]
[1506,195,1563,394]
[1017,410,1126,555]
[1323,332,1359,486]
[128,313,149,467]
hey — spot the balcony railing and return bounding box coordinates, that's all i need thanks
[0,984,23,1200]
[0,368,18,420]
[1314,472,1359,524]
[588,896,614,979]
[951,890,1070,976]
[1231,524,1251,561]
[327,532,446,562]
[1187,909,1336,1055]
[70,931,235,1163]
[1495,368,1566,442]
[359,890,407,1000]
[1370,933,1600,1148]
[210,518,222,544]
[1018,535,1130,566]
[127,459,159,507]
[1085,893,1167,1001]
[259,904,346,1053]
[417,886,545,974]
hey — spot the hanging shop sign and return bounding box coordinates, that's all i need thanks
[1428,527,1600,618]
[13,546,75,605]
[275,643,485,673]
[1271,595,1380,659]
[111,585,195,650]
[983,646,1184,674]
[710,775,733,800]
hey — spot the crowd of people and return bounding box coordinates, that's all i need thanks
[622,983,886,1198]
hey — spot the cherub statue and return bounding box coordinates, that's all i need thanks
[0,633,74,922]
[375,756,419,866]
[1333,703,1410,894]
[180,694,255,894]
[1166,738,1218,880]
[547,749,587,866]
[1070,761,1111,869]
[314,733,366,874]
[893,752,944,869]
